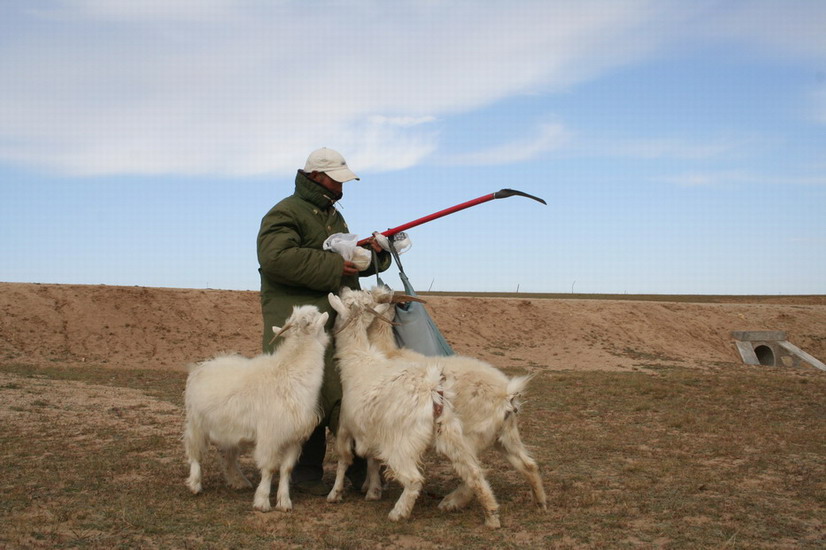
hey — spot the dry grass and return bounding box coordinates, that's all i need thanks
[1,361,824,549]
[421,291,826,305]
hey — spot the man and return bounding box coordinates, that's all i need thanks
[257,147,391,495]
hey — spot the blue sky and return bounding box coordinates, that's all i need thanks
[1,0,825,295]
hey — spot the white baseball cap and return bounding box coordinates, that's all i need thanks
[304,147,359,183]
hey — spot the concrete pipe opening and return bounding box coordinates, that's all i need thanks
[754,345,775,366]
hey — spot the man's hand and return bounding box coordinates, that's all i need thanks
[342,261,359,277]
[343,237,382,276]
[365,236,384,254]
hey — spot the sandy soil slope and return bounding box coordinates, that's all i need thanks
[2,282,824,372]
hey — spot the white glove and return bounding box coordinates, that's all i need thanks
[372,231,412,255]
[372,232,391,252]
[351,247,372,270]
[323,233,358,258]
[323,233,372,271]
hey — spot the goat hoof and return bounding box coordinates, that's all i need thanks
[275,503,292,512]
[387,510,408,522]
[438,500,458,511]
[364,489,382,501]
[228,480,252,490]
[484,513,501,529]
[186,482,202,494]
[326,491,343,503]
[253,501,271,513]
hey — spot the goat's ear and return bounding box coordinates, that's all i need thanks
[328,292,344,313]
[316,311,330,330]
[372,288,392,303]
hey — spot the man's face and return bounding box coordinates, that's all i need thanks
[313,172,343,197]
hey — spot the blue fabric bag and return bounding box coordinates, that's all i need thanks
[374,242,454,357]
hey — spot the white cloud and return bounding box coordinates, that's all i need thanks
[31,0,242,22]
[0,0,674,176]
[1,1,824,176]
[699,1,826,62]
[662,171,826,187]
[609,135,754,160]
[449,121,570,166]
[343,116,440,172]
[660,171,749,187]
[368,115,437,128]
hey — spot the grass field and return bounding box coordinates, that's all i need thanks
[1,360,824,549]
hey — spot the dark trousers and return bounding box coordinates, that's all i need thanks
[291,424,327,482]
[291,423,367,483]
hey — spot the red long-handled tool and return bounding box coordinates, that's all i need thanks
[357,188,546,246]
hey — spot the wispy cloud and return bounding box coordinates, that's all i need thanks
[609,135,753,160]
[32,0,240,22]
[0,1,824,176]
[660,171,750,187]
[661,171,826,187]
[368,115,437,128]
[344,116,440,172]
[449,121,570,165]
[0,1,673,176]
[700,1,826,61]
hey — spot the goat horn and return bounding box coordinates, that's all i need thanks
[390,292,427,304]
[333,316,356,336]
[268,323,293,345]
[366,306,400,326]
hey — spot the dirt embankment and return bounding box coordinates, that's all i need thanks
[1,282,825,372]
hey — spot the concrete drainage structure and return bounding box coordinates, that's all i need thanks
[732,330,826,371]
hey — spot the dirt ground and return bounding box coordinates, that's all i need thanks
[2,282,825,548]
[2,282,825,373]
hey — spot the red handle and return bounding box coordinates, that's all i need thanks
[356,188,545,246]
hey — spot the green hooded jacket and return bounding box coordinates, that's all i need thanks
[257,170,391,427]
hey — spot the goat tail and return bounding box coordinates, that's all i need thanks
[429,363,457,420]
[506,374,535,416]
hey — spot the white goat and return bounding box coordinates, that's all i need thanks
[183,305,329,512]
[365,286,548,512]
[326,290,501,528]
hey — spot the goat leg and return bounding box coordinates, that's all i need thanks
[387,468,424,522]
[219,446,253,490]
[327,431,354,503]
[364,457,383,501]
[275,444,302,512]
[438,482,474,511]
[253,468,274,512]
[435,415,501,528]
[497,421,547,510]
[186,461,203,494]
